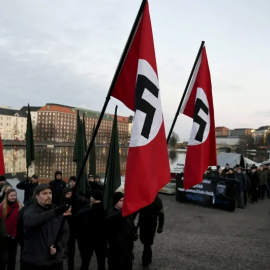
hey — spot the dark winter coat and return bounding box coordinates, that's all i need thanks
[105,207,135,265]
[78,202,106,240]
[49,174,66,206]
[205,171,215,178]
[257,170,267,186]
[235,172,245,192]
[16,180,38,206]
[22,203,69,267]
[138,196,164,245]
[0,217,8,265]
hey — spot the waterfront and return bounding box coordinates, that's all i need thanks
[2,146,270,182]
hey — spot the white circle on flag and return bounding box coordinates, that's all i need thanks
[188,87,210,145]
[130,59,163,147]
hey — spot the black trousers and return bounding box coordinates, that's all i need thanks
[1,237,18,270]
[67,230,77,270]
[20,261,63,270]
[243,191,248,206]
[259,185,266,199]
[78,238,106,270]
[142,244,152,266]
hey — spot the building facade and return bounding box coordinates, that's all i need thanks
[3,148,35,176]
[0,107,27,140]
[20,106,41,132]
[230,128,253,137]
[36,104,129,145]
[215,126,230,137]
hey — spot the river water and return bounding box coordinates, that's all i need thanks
[2,146,269,183]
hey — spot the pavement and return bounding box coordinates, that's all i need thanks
[16,194,270,270]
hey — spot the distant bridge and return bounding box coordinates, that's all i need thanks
[216,143,239,153]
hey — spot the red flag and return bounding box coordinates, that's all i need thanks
[180,47,217,189]
[111,1,170,216]
[0,132,5,176]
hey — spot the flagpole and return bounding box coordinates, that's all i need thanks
[73,0,147,193]
[166,41,205,144]
[54,0,147,246]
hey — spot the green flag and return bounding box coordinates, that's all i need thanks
[73,111,80,163]
[89,124,96,176]
[82,114,87,152]
[73,111,90,196]
[103,106,121,211]
[26,104,35,169]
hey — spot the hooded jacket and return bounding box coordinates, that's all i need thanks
[49,171,66,206]
[16,179,38,206]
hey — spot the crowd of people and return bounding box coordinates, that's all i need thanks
[205,163,270,209]
[0,172,164,270]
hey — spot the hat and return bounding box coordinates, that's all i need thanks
[113,192,124,206]
[0,175,6,181]
[32,174,38,179]
[35,183,52,195]
[63,187,72,197]
[207,167,212,171]
[88,174,94,179]
[95,175,100,180]
[69,176,77,182]
[226,163,229,166]
[55,171,62,178]
[91,189,103,201]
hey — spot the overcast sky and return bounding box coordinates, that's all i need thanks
[0,0,269,141]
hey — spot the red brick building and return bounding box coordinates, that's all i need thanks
[215,126,230,137]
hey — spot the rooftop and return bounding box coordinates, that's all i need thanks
[20,106,42,112]
[0,107,27,117]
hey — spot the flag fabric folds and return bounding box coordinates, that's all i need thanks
[89,124,97,177]
[26,104,35,169]
[73,110,90,196]
[103,106,121,211]
[180,47,217,189]
[111,1,170,216]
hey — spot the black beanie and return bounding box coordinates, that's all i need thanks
[55,171,62,179]
[69,176,77,182]
[0,175,6,181]
[113,192,124,206]
[91,190,103,201]
[63,187,72,197]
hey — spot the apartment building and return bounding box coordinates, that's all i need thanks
[0,107,27,140]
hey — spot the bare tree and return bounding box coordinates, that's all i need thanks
[169,132,180,147]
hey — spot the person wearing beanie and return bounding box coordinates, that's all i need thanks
[16,175,39,206]
[77,189,106,270]
[105,192,136,270]
[22,184,71,270]
[68,176,77,189]
[0,175,9,191]
[222,163,230,176]
[49,171,66,206]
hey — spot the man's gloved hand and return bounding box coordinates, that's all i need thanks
[55,204,70,216]
[157,227,163,234]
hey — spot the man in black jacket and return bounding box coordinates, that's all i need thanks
[235,168,245,209]
[0,217,8,269]
[138,195,164,268]
[49,171,66,206]
[22,184,70,270]
[16,174,39,206]
[77,189,106,270]
[106,192,136,270]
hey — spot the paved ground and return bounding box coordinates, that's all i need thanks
[16,194,270,270]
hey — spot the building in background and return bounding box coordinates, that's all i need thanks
[3,148,35,176]
[253,126,270,143]
[128,115,134,141]
[20,106,42,132]
[229,128,253,137]
[35,103,129,145]
[0,107,27,140]
[215,126,230,137]
[111,114,129,145]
